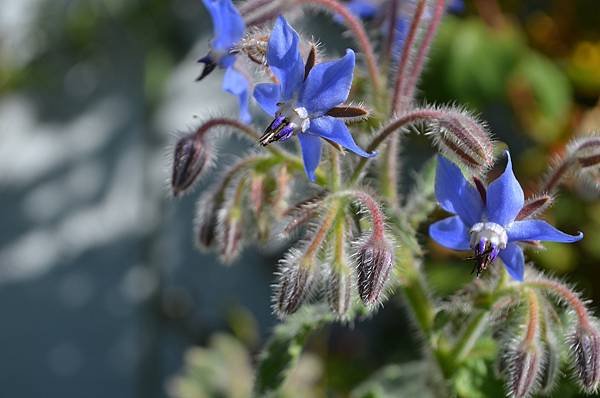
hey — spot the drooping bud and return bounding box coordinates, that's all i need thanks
[218,205,243,264]
[355,236,394,307]
[194,193,220,248]
[539,339,561,395]
[274,206,338,317]
[326,266,353,318]
[568,324,600,392]
[171,132,212,197]
[426,107,495,173]
[502,288,542,398]
[505,343,542,398]
[571,135,600,191]
[250,173,265,216]
[273,248,316,318]
[272,165,291,218]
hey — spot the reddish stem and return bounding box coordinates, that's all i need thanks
[529,279,592,330]
[296,0,382,93]
[403,0,446,102]
[350,191,386,241]
[390,0,426,114]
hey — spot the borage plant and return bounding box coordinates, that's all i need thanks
[170,0,600,396]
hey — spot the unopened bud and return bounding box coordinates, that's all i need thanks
[326,267,353,318]
[250,173,265,216]
[218,207,243,264]
[194,194,220,248]
[171,133,211,197]
[572,136,600,191]
[569,324,600,392]
[506,344,542,398]
[428,107,495,173]
[539,340,560,395]
[273,249,316,317]
[355,237,394,307]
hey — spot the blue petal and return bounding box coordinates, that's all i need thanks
[253,83,281,117]
[267,16,304,101]
[203,0,245,51]
[435,156,484,227]
[507,220,583,243]
[499,243,524,282]
[307,116,375,158]
[429,216,471,251]
[486,152,524,226]
[346,0,378,18]
[297,133,322,181]
[299,50,355,115]
[223,67,250,122]
[447,0,464,13]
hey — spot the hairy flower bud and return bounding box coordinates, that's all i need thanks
[273,249,316,318]
[569,324,600,392]
[171,132,212,197]
[355,236,394,307]
[218,206,243,264]
[326,266,353,318]
[539,340,561,395]
[195,194,220,248]
[506,344,542,398]
[427,107,495,173]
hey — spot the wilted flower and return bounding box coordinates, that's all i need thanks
[198,0,251,122]
[254,16,375,181]
[429,152,583,281]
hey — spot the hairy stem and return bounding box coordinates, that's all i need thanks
[450,311,489,366]
[350,108,442,183]
[295,0,382,94]
[403,0,446,102]
[390,0,426,114]
[527,279,592,329]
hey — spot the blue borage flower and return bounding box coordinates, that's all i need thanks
[429,152,583,281]
[198,0,251,122]
[253,16,376,181]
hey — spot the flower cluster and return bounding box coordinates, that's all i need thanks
[169,0,600,396]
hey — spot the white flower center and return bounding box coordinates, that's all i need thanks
[469,222,508,250]
[278,103,310,133]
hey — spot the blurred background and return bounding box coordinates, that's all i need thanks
[1,0,599,397]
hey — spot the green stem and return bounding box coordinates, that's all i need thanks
[450,311,489,367]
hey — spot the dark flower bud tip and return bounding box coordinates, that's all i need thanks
[356,237,394,307]
[327,267,353,318]
[569,324,600,392]
[196,55,217,81]
[171,133,210,197]
[506,344,542,398]
[273,251,315,318]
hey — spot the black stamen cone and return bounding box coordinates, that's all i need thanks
[196,56,217,81]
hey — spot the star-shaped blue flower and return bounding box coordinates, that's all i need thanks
[198,0,251,122]
[429,152,583,281]
[253,16,375,181]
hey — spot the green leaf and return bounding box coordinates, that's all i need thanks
[350,362,439,398]
[253,304,335,397]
